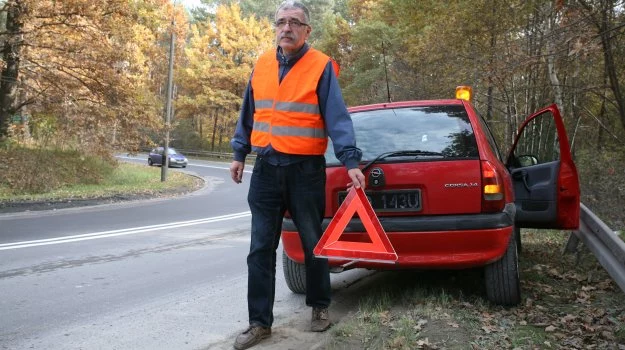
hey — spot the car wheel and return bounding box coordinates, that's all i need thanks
[484,230,521,306]
[282,250,306,294]
[515,226,522,255]
[148,158,153,166]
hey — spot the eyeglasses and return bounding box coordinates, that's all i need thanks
[274,19,309,29]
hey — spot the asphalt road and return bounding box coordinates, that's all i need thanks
[0,155,374,350]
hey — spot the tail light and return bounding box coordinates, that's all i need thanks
[481,160,504,212]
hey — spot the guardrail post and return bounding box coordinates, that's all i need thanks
[563,231,580,255]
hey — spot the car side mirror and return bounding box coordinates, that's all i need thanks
[516,154,538,167]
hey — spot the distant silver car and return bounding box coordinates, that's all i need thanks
[148,147,188,168]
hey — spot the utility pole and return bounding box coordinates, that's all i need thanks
[161,18,176,182]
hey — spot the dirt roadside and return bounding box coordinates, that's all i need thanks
[0,184,197,214]
[208,231,625,350]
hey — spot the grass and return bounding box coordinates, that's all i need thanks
[2,163,199,202]
[0,147,201,203]
[323,229,625,349]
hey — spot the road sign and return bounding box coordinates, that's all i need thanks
[313,187,398,263]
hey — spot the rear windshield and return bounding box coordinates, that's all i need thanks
[326,105,478,165]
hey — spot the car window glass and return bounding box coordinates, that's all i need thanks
[325,105,478,165]
[514,111,560,165]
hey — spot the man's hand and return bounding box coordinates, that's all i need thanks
[230,161,245,184]
[346,167,366,190]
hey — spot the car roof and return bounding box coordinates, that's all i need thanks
[348,99,464,113]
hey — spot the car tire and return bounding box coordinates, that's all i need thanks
[282,250,306,294]
[515,226,522,255]
[484,231,521,306]
[148,158,153,166]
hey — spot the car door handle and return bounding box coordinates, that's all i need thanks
[513,171,531,192]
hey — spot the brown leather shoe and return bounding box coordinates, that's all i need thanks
[311,307,331,332]
[233,326,271,350]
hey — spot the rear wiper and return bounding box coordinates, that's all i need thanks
[362,150,445,172]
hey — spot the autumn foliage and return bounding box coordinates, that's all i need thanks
[0,0,190,154]
[0,0,623,227]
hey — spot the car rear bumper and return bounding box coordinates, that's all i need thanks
[281,204,515,269]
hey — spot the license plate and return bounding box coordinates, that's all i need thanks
[338,189,422,212]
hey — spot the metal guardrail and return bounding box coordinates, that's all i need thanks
[565,203,625,293]
[140,147,237,160]
[175,149,234,160]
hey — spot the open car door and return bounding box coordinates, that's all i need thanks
[506,104,580,230]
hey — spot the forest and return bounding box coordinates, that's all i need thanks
[0,0,623,228]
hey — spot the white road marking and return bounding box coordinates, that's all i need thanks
[0,211,251,251]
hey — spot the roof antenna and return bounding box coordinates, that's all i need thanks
[382,40,392,103]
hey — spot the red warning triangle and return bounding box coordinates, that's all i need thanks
[313,186,397,263]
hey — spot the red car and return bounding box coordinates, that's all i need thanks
[281,87,580,306]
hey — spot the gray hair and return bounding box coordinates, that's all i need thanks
[275,1,310,23]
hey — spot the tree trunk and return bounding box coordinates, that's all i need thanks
[199,115,203,140]
[546,46,564,114]
[485,32,495,121]
[578,0,625,133]
[218,120,224,152]
[211,109,218,151]
[0,0,26,138]
[597,72,609,150]
[598,3,625,132]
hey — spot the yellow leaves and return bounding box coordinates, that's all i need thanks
[176,2,273,128]
[11,0,198,151]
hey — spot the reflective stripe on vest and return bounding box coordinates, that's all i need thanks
[254,100,321,115]
[254,99,274,109]
[250,48,330,155]
[253,121,327,138]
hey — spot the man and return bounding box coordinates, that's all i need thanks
[229,1,365,349]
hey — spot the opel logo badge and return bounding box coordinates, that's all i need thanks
[369,167,385,188]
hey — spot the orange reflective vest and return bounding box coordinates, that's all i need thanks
[250,48,331,155]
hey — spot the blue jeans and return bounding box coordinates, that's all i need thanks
[246,156,331,327]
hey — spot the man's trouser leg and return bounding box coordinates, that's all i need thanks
[285,156,331,308]
[246,159,286,327]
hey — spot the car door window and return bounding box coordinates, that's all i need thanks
[509,105,579,230]
[512,112,560,167]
